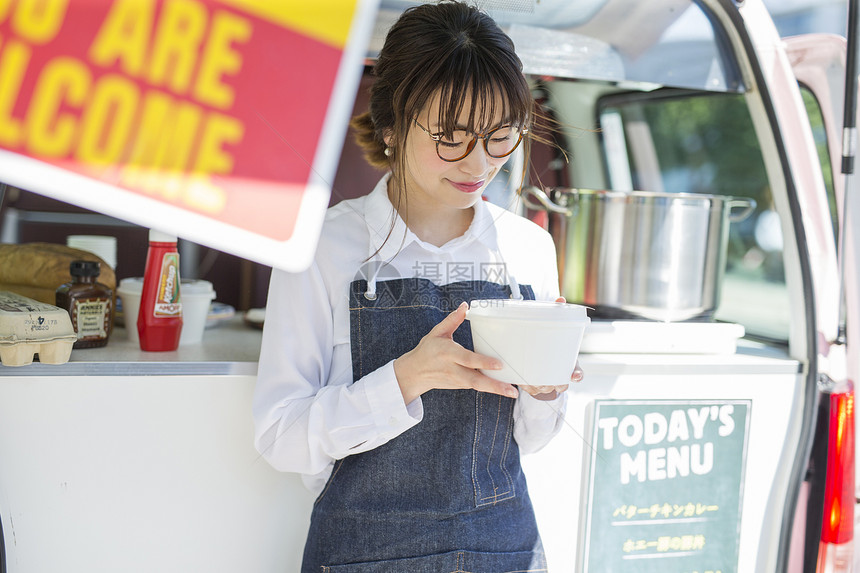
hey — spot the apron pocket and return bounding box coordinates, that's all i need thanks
[322,549,547,573]
[472,392,517,507]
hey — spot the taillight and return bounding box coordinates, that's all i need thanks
[817,384,855,572]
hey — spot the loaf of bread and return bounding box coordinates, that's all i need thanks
[0,243,117,304]
[0,283,56,304]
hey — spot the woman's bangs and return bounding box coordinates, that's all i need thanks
[433,57,530,135]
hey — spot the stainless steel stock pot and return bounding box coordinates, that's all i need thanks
[523,187,756,322]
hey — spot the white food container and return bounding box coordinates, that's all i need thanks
[0,291,77,366]
[466,299,590,387]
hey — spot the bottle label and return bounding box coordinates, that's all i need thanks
[72,298,110,339]
[153,252,182,317]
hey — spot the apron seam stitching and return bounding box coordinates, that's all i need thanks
[472,391,482,505]
[358,303,364,378]
[314,459,344,505]
[484,394,501,499]
[501,396,515,496]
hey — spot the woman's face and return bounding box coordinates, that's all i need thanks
[397,92,513,214]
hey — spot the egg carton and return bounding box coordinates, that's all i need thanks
[0,291,77,367]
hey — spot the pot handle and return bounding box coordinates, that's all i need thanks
[521,186,574,215]
[727,197,757,222]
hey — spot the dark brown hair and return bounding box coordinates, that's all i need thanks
[351,1,534,226]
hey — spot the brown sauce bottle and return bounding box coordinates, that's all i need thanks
[55,260,113,349]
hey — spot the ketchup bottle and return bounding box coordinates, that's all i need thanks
[137,230,183,351]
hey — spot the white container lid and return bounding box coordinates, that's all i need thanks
[149,229,177,243]
[117,277,144,294]
[467,299,589,322]
[181,279,215,297]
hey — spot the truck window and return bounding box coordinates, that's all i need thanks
[598,90,789,342]
[800,85,838,241]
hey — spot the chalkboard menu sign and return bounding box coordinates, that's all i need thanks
[582,400,751,573]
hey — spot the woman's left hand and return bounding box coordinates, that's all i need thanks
[520,361,582,401]
[520,296,584,401]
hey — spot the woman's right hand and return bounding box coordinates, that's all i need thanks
[393,301,519,404]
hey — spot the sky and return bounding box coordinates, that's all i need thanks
[762,0,847,36]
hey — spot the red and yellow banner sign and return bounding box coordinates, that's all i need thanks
[0,0,379,271]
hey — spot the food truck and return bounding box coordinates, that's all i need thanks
[0,0,857,571]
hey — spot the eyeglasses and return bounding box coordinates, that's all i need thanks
[414,120,527,162]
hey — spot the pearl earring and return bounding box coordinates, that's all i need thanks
[384,147,392,157]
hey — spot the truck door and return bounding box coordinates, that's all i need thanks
[784,33,859,573]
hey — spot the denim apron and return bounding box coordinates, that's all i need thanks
[301,275,547,573]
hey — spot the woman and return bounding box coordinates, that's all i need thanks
[253,2,580,570]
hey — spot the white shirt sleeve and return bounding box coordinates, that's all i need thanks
[514,390,568,454]
[252,266,422,478]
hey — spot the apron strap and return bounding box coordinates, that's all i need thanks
[364,262,381,300]
[507,271,523,300]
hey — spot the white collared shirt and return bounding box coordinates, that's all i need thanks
[253,175,567,494]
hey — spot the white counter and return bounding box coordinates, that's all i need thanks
[0,319,263,376]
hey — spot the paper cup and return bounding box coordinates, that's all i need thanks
[466,299,590,387]
[179,279,216,345]
[117,278,144,343]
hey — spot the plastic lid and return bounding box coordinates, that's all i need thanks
[117,277,144,294]
[69,260,101,277]
[149,229,177,243]
[180,279,214,295]
[467,299,590,322]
